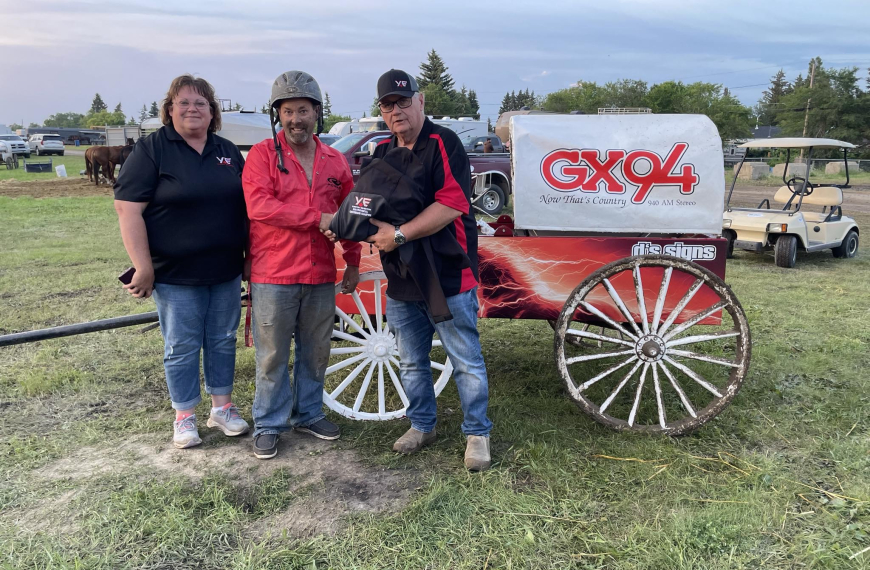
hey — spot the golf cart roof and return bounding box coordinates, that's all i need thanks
[739,138,855,149]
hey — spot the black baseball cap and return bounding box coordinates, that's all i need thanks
[377,69,419,101]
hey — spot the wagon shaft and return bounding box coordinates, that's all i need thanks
[0,312,159,348]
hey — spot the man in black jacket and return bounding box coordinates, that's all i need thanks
[365,69,493,471]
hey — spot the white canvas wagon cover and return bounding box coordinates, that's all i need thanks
[510,114,725,234]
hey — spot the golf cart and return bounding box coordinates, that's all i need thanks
[723,138,859,268]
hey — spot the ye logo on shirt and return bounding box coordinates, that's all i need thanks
[217,157,233,166]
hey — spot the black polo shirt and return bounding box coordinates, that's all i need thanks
[114,125,246,286]
[371,118,479,301]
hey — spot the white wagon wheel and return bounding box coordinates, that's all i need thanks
[554,255,751,435]
[323,271,454,420]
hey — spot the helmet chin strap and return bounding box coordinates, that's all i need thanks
[269,106,289,174]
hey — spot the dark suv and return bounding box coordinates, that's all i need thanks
[461,134,505,154]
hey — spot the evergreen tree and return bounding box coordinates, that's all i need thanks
[468,90,480,119]
[370,97,381,117]
[498,92,513,115]
[757,69,790,126]
[417,49,455,93]
[91,93,107,114]
[323,92,332,119]
[138,104,149,122]
[487,117,492,133]
[149,101,159,118]
[114,102,123,114]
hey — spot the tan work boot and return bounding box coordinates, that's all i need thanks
[392,427,436,454]
[464,435,491,471]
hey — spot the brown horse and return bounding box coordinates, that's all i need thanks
[86,145,133,185]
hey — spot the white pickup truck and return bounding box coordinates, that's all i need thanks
[0,134,31,159]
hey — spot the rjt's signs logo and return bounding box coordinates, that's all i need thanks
[632,241,716,261]
[540,143,699,204]
[355,196,372,207]
[395,80,408,88]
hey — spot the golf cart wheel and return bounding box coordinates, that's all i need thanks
[832,230,858,259]
[554,255,751,435]
[479,183,506,216]
[324,271,453,421]
[774,235,798,268]
[723,230,736,259]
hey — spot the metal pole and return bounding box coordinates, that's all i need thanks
[0,312,159,348]
[799,61,816,162]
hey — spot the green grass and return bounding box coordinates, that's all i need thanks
[1,194,869,569]
[0,155,88,181]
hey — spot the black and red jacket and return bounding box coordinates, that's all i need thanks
[370,118,479,304]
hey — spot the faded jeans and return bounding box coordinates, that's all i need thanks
[386,287,492,436]
[151,275,242,410]
[251,282,335,437]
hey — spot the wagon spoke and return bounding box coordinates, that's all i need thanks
[566,349,635,366]
[666,329,740,348]
[633,264,649,335]
[656,278,704,337]
[578,356,638,392]
[329,358,370,399]
[657,361,696,418]
[373,279,384,333]
[627,363,650,427]
[385,360,410,408]
[662,300,728,341]
[331,329,368,345]
[335,307,369,338]
[668,349,739,368]
[432,339,443,348]
[652,363,667,428]
[377,362,385,415]
[650,267,672,333]
[325,352,368,375]
[431,361,448,371]
[602,278,642,336]
[579,301,638,341]
[331,346,366,355]
[351,291,375,332]
[663,356,723,398]
[599,360,644,414]
[566,327,635,348]
[352,362,377,412]
[389,356,402,370]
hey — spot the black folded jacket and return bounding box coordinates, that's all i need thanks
[329,147,469,322]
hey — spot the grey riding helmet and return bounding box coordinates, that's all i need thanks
[268,70,324,174]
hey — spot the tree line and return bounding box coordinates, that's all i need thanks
[17,54,868,155]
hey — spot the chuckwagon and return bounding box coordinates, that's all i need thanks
[324,114,751,435]
[1,115,752,436]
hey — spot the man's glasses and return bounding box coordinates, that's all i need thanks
[378,96,414,113]
[175,100,209,111]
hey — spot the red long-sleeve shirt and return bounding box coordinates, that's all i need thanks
[242,132,361,285]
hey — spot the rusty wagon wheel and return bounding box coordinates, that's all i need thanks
[554,255,750,435]
[323,271,454,421]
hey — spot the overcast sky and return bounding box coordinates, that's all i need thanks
[2,0,869,127]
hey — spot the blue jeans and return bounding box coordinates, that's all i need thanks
[386,287,492,436]
[250,283,335,437]
[151,275,242,410]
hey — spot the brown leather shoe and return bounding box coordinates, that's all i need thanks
[464,435,491,471]
[392,427,436,454]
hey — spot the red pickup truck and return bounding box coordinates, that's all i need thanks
[330,131,512,216]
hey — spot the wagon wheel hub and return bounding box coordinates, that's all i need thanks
[636,334,666,362]
[368,332,396,361]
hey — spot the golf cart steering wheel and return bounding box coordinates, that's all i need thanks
[786,176,814,196]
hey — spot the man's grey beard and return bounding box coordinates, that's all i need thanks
[286,129,311,145]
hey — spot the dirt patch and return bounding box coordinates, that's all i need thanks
[0,177,113,198]
[30,431,418,539]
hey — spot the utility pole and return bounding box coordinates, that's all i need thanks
[799,60,816,162]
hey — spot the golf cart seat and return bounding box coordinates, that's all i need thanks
[773,185,843,207]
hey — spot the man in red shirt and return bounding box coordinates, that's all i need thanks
[242,71,360,460]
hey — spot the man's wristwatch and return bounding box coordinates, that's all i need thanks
[393,225,407,245]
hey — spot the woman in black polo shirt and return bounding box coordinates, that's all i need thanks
[114,75,249,449]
